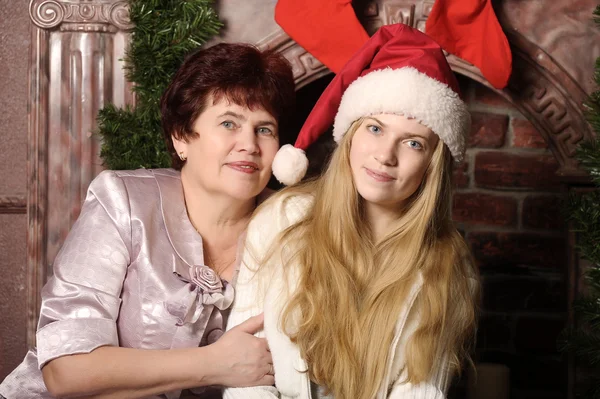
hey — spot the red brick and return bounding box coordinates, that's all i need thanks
[512,119,547,149]
[453,193,517,226]
[474,151,560,190]
[472,83,513,108]
[453,161,469,188]
[467,232,566,269]
[469,112,508,148]
[522,195,565,230]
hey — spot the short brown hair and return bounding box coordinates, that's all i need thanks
[160,43,296,169]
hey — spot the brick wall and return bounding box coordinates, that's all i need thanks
[454,76,568,399]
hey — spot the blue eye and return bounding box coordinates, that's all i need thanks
[257,127,274,136]
[221,121,235,129]
[407,140,423,150]
[367,125,382,134]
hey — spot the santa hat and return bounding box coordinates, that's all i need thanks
[272,23,471,186]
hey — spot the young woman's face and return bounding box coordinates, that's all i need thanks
[349,114,439,210]
[172,96,279,200]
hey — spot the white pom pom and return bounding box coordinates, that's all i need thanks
[272,144,309,186]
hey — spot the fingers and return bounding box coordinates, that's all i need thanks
[263,345,273,362]
[250,336,271,358]
[257,363,275,385]
[235,313,264,334]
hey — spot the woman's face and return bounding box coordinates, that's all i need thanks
[349,114,439,211]
[173,96,279,201]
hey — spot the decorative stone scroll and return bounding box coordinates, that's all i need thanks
[30,0,133,32]
[359,0,434,33]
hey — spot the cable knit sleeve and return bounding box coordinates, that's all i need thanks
[223,197,287,399]
[223,194,313,399]
[222,219,280,399]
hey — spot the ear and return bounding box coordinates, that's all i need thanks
[171,134,188,155]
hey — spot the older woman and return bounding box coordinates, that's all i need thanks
[0,43,295,399]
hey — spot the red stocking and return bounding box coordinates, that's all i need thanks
[426,0,512,89]
[275,0,370,74]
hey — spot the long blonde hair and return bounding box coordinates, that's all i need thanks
[259,119,479,398]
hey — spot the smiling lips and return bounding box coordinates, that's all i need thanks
[227,161,260,174]
[365,167,396,182]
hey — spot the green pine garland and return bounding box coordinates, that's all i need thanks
[98,0,222,169]
[561,6,600,398]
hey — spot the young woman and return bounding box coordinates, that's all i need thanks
[0,43,295,399]
[223,24,480,399]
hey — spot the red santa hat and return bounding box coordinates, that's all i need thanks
[272,23,471,186]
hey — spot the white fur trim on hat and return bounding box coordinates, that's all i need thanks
[272,144,309,186]
[333,67,470,161]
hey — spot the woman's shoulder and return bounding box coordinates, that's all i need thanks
[245,191,313,249]
[92,168,178,183]
[84,169,182,220]
[278,191,314,221]
[89,168,180,195]
[254,191,313,228]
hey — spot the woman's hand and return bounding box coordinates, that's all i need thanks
[207,314,274,387]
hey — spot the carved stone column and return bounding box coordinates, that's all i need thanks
[28,0,133,347]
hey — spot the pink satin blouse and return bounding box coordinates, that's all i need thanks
[0,169,244,399]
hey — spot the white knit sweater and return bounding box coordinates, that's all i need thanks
[223,194,452,399]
